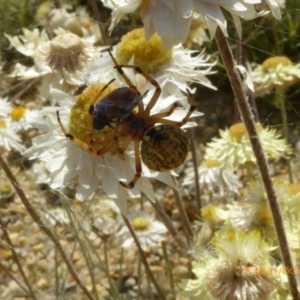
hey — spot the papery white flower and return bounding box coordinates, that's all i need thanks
[91,200,122,236]
[87,28,216,97]
[0,118,25,152]
[23,56,195,213]
[9,106,40,132]
[36,3,102,42]
[106,0,280,49]
[117,210,167,250]
[182,160,242,197]
[41,207,70,227]
[251,56,300,96]
[0,98,12,117]
[5,28,101,100]
[205,122,291,170]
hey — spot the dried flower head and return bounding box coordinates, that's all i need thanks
[179,230,277,299]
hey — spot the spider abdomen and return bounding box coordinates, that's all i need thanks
[141,125,189,171]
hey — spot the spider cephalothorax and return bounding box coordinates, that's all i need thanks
[57,50,196,188]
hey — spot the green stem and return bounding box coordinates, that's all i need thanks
[275,87,293,183]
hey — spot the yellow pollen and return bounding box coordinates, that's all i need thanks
[228,122,263,142]
[202,160,220,168]
[0,119,7,128]
[262,56,292,72]
[11,106,26,121]
[69,84,116,151]
[288,183,300,196]
[131,217,149,231]
[116,28,173,73]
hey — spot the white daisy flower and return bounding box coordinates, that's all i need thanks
[183,160,242,197]
[251,56,300,96]
[179,230,277,299]
[91,200,122,236]
[35,3,102,42]
[87,28,217,97]
[117,210,167,250]
[0,97,12,117]
[23,55,196,213]
[41,207,70,227]
[106,0,280,49]
[0,118,25,152]
[9,106,40,132]
[205,122,291,170]
[5,28,100,100]
[183,12,209,48]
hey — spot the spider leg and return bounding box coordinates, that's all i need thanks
[119,140,142,189]
[149,102,179,119]
[150,89,196,127]
[115,65,161,115]
[57,111,116,157]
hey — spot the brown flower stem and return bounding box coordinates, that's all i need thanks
[121,214,166,300]
[215,26,300,300]
[0,152,95,300]
[150,199,194,260]
[188,129,202,211]
[0,219,36,299]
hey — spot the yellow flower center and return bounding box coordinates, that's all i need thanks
[116,28,173,73]
[201,205,217,220]
[202,160,220,168]
[288,183,300,196]
[228,122,263,142]
[0,182,13,195]
[69,84,116,151]
[0,119,7,128]
[262,56,292,73]
[131,217,149,231]
[11,106,26,121]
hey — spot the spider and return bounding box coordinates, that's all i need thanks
[56,50,196,189]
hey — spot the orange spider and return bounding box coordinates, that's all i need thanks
[57,50,196,188]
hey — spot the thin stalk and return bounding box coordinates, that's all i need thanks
[122,214,166,300]
[0,261,29,295]
[103,240,120,298]
[0,152,95,300]
[55,246,59,300]
[90,0,108,45]
[162,241,176,299]
[215,27,300,300]
[172,185,193,240]
[188,129,201,211]
[0,219,37,300]
[150,199,194,260]
[275,87,293,183]
[61,197,99,300]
